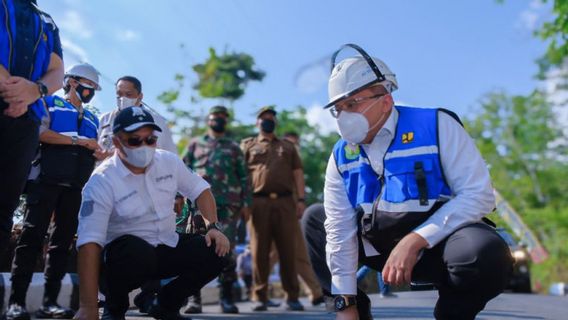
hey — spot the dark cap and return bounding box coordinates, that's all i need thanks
[256,105,277,118]
[209,105,229,116]
[112,106,162,134]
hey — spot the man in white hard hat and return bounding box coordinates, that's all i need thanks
[98,75,176,158]
[301,44,513,320]
[4,63,104,320]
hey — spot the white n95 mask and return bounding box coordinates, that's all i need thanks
[117,97,139,110]
[120,142,155,168]
[336,99,384,144]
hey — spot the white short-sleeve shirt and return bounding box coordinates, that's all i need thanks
[77,149,210,248]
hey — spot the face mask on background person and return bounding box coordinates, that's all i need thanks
[209,117,227,133]
[336,98,386,144]
[75,83,96,103]
[260,119,276,133]
[117,96,139,110]
[119,141,155,168]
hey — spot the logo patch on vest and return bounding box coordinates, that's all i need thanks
[344,144,360,160]
[54,99,64,107]
[402,132,414,144]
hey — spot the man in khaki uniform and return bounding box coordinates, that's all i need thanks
[241,106,306,312]
[268,132,324,306]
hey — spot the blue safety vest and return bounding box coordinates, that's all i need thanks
[44,95,99,138]
[333,105,452,214]
[0,0,57,119]
[39,96,99,188]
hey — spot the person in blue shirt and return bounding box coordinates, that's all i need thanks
[0,0,64,265]
[4,63,103,320]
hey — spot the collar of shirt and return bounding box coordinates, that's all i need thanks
[257,135,279,143]
[364,106,398,146]
[110,152,157,179]
[205,134,229,142]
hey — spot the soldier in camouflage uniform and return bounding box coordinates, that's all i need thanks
[182,105,251,314]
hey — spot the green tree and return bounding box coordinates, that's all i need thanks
[465,90,566,209]
[535,0,568,75]
[193,48,265,103]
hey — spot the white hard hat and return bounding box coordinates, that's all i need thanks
[65,63,102,90]
[325,56,397,109]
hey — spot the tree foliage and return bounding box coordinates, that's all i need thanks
[536,0,568,74]
[465,90,567,209]
[193,48,265,101]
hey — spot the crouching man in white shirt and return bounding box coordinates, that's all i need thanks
[73,106,230,320]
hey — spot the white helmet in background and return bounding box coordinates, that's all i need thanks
[325,44,397,109]
[64,63,102,90]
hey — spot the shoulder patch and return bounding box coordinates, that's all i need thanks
[79,200,94,218]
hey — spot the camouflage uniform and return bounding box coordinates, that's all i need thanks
[183,134,251,238]
[182,132,251,312]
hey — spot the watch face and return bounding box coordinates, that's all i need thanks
[335,297,345,310]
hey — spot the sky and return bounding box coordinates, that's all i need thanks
[39,0,553,135]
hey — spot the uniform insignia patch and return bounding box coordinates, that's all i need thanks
[402,132,414,144]
[344,144,360,160]
[79,200,94,217]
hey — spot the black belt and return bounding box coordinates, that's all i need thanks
[253,191,292,199]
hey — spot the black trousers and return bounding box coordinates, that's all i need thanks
[0,113,39,261]
[101,234,227,315]
[10,181,82,305]
[301,203,513,320]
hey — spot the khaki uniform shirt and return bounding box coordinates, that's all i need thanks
[241,135,302,195]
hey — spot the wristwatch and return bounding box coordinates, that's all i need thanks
[36,81,48,98]
[71,136,78,146]
[206,221,222,232]
[334,295,356,311]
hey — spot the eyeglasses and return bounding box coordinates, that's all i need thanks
[123,135,158,147]
[329,93,385,118]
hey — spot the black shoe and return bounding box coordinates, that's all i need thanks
[35,304,75,319]
[182,295,202,314]
[100,307,125,320]
[2,304,30,320]
[220,298,239,314]
[311,295,325,306]
[251,302,267,311]
[266,299,281,307]
[134,291,156,314]
[148,298,191,320]
[285,300,304,311]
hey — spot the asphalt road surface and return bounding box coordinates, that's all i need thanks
[124,291,567,320]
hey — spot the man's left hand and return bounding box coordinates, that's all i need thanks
[0,76,40,106]
[205,229,230,257]
[382,232,428,286]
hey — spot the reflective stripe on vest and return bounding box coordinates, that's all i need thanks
[333,106,452,213]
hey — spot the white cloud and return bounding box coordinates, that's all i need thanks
[306,102,338,135]
[516,0,547,32]
[60,37,89,64]
[57,10,93,39]
[115,29,141,42]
